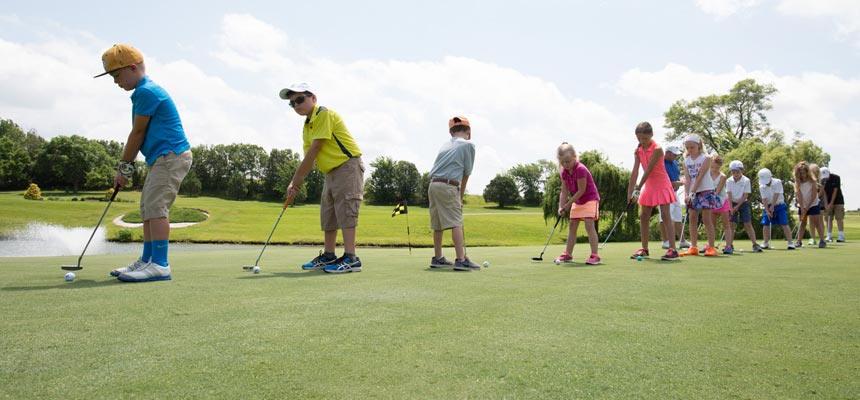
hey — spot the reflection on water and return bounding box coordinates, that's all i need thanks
[0,223,259,257]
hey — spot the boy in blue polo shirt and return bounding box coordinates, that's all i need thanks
[95,44,193,282]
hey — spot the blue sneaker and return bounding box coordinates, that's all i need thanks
[323,255,362,273]
[302,251,338,270]
[722,245,734,255]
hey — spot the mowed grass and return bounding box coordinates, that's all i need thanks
[1,244,859,399]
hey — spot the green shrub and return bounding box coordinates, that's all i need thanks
[115,229,134,242]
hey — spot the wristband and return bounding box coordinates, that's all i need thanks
[118,161,135,179]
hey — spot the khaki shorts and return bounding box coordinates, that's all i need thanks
[320,157,365,231]
[140,150,193,221]
[825,204,845,220]
[428,182,462,230]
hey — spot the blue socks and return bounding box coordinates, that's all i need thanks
[151,240,169,267]
[141,241,152,263]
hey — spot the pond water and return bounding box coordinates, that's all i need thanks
[0,223,259,257]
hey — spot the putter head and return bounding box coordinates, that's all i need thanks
[61,265,82,271]
[531,257,543,261]
[242,265,256,270]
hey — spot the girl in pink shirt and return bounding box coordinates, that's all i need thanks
[555,142,601,265]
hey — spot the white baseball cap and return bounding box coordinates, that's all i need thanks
[758,168,772,185]
[279,82,313,99]
[665,145,682,155]
[729,160,744,171]
[820,167,831,178]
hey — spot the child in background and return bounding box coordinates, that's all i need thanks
[709,155,733,254]
[554,142,601,265]
[793,161,826,248]
[681,135,718,257]
[726,160,762,252]
[627,122,679,261]
[806,164,826,246]
[659,145,689,249]
[758,168,796,250]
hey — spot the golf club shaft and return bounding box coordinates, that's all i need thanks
[75,186,120,268]
[600,201,632,249]
[253,194,295,266]
[536,215,563,259]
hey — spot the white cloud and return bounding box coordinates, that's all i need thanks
[695,0,762,17]
[776,0,860,40]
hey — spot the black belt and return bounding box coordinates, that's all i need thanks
[432,178,460,187]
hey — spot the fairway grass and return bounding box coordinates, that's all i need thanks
[2,244,858,398]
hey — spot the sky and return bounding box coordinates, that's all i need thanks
[1,0,859,209]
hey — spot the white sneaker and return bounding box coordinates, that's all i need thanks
[808,238,816,246]
[661,240,670,249]
[825,236,833,242]
[110,258,147,277]
[118,262,171,282]
[787,242,796,250]
[679,240,692,249]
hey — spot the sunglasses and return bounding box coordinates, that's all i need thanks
[289,95,309,108]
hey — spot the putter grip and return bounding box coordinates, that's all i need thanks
[283,193,295,209]
[109,185,121,202]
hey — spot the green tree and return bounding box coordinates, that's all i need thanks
[180,170,202,197]
[262,148,301,201]
[32,135,115,194]
[483,174,520,208]
[664,79,777,155]
[365,157,420,205]
[0,136,31,189]
[508,163,544,206]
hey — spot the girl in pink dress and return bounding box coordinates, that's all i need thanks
[627,122,679,261]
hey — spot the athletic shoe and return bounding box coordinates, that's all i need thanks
[722,245,734,255]
[825,236,833,242]
[795,240,803,248]
[837,236,845,243]
[110,258,147,277]
[117,262,171,282]
[301,251,338,270]
[761,242,772,250]
[555,252,574,263]
[430,256,454,268]
[819,240,827,248]
[679,240,692,249]
[661,241,670,249]
[453,257,481,271]
[324,255,362,273]
[630,248,649,259]
[680,247,699,257]
[585,254,601,265]
[661,249,680,261]
[808,238,816,246]
[752,243,763,253]
[787,242,796,250]
[703,246,718,257]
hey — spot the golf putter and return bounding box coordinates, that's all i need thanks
[243,193,295,270]
[61,185,121,271]
[599,200,634,250]
[532,214,563,261]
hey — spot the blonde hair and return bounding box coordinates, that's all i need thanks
[793,161,811,184]
[808,163,820,183]
[684,134,705,157]
[557,142,577,162]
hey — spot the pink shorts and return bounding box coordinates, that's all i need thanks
[713,195,731,214]
[569,200,599,220]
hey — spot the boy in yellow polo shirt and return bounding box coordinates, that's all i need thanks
[280,83,365,273]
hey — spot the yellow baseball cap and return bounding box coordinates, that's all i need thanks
[94,44,143,78]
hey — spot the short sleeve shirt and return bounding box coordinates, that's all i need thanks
[560,162,600,205]
[132,76,190,165]
[429,137,475,181]
[726,175,751,203]
[664,159,681,182]
[303,105,362,174]
[760,178,785,205]
[823,174,844,205]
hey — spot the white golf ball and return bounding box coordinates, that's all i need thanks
[252,266,261,274]
[64,272,75,282]
[483,261,489,268]
[554,259,561,265]
[739,249,745,253]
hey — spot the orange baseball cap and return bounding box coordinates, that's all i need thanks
[94,44,143,78]
[448,116,470,129]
